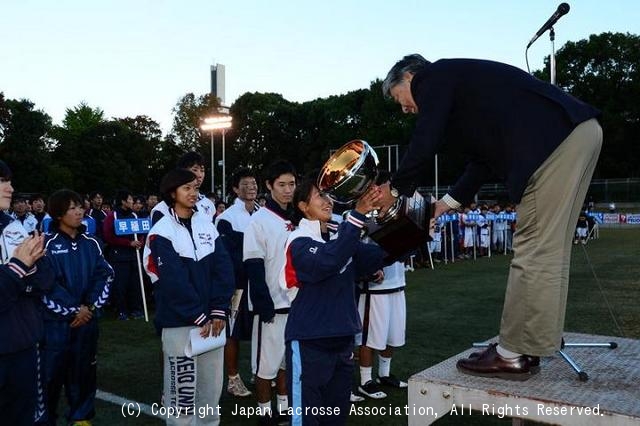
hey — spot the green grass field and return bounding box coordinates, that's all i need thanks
[91,228,639,425]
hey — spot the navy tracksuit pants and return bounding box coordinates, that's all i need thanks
[0,346,38,425]
[36,319,99,425]
[286,339,354,426]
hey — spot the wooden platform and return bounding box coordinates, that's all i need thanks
[408,333,640,425]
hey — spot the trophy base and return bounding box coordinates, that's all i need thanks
[366,192,433,262]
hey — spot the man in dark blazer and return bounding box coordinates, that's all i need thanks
[378,54,602,380]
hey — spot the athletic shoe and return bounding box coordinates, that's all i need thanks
[131,311,145,320]
[257,414,276,426]
[357,380,387,399]
[117,312,128,321]
[227,375,252,397]
[376,374,408,388]
[350,392,365,403]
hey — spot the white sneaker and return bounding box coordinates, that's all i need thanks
[227,375,252,397]
[350,392,365,403]
[357,380,387,399]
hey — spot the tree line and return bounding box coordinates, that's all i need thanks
[1,32,638,199]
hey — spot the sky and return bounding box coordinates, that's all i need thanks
[1,0,638,134]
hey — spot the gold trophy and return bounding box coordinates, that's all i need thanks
[318,140,433,261]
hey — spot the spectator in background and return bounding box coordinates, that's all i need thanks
[11,195,38,234]
[103,190,144,321]
[37,189,113,426]
[213,200,227,221]
[504,204,515,253]
[0,160,53,426]
[491,204,506,254]
[132,195,148,217]
[86,191,108,241]
[146,194,159,212]
[477,206,490,256]
[30,194,50,232]
[101,200,112,214]
[215,168,260,398]
[461,207,476,259]
[574,212,589,244]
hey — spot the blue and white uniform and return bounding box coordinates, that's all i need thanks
[0,212,54,426]
[280,211,384,426]
[37,225,113,425]
[11,211,38,234]
[144,208,234,425]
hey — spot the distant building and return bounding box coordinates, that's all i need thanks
[210,63,226,106]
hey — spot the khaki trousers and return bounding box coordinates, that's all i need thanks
[499,118,602,356]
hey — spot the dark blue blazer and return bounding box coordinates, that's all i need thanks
[391,58,600,204]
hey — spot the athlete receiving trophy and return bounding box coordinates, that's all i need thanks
[317,139,433,260]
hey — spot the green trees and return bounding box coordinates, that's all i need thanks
[535,32,640,178]
[0,96,52,192]
[1,32,637,198]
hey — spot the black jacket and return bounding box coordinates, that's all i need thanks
[392,58,601,204]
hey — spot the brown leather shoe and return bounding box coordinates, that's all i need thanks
[457,343,538,381]
[468,347,541,373]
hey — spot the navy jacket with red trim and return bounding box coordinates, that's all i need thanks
[280,211,384,342]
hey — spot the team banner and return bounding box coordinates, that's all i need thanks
[114,218,152,235]
[437,212,517,224]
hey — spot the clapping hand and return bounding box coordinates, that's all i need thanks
[12,231,46,268]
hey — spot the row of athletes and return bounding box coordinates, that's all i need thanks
[144,153,408,426]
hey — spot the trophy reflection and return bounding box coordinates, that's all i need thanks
[318,140,433,261]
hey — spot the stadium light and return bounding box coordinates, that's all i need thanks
[200,115,233,198]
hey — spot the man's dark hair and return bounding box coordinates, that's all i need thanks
[176,151,205,169]
[230,168,256,189]
[264,160,297,187]
[12,195,27,204]
[114,189,133,207]
[29,193,45,203]
[89,191,103,201]
[48,189,83,228]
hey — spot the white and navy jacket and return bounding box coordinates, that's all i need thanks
[144,209,234,329]
[243,199,295,320]
[0,212,54,354]
[42,224,113,321]
[280,211,384,342]
[215,198,260,291]
[11,212,38,234]
[150,194,215,225]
